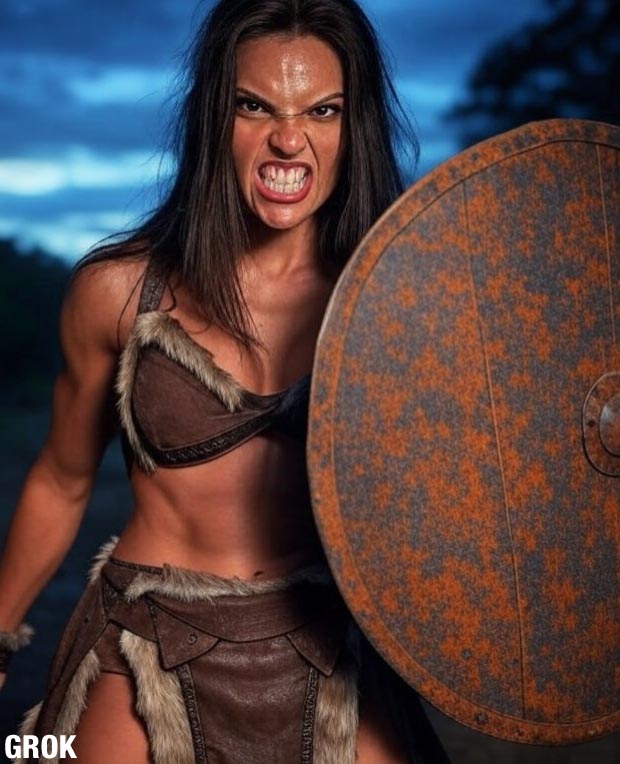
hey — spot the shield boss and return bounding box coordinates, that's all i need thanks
[308,119,620,744]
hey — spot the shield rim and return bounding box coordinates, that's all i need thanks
[307,118,620,744]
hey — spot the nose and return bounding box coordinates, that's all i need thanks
[268,116,307,157]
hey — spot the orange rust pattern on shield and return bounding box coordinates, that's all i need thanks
[308,120,620,744]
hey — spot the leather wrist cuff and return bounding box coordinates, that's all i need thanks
[0,623,34,673]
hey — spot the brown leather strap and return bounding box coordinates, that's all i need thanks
[150,584,342,643]
[137,257,168,313]
[103,561,341,644]
[100,575,158,641]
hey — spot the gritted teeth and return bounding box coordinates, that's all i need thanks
[259,164,310,194]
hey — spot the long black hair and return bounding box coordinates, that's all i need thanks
[81,0,418,346]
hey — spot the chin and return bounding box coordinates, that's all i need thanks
[253,208,314,232]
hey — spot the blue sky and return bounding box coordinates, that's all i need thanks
[0,0,546,263]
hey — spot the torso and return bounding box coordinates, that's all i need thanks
[111,253,336,579]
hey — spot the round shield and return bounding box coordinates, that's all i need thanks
[308,119,620,744]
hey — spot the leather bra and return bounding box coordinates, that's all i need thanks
[116,259,311,472]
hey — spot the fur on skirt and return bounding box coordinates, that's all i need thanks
[16,539,449,764]
[16,539,360,764]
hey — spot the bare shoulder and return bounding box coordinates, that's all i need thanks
[62,255,149,354]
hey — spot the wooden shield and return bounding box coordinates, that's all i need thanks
[308,119,620,744]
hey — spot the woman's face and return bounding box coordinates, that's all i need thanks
[232,34,344,233]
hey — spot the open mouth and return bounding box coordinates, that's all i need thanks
[256,163,313,201]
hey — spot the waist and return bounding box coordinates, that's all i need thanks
[89,541,349,678]
[113,506,323,580]
[96,543,341,645]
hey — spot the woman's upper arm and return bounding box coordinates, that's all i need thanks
[40,258,143,496]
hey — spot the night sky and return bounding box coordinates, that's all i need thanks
[1,0,546,263]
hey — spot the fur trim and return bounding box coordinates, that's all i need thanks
[88,536,332,603]
[12,702,43,764]
[0,623,34,651]
[115,312,156,470]
[314,623,360,764]
[15,700,42,735]
[120,630,194,764]
[116,310,244,473]
[125,562,333,603]
[88,535,120,583]
[13,650,100,764]
[51,648,100,739]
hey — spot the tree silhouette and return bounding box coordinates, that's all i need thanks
[0,239,70,407]
[448,0,620,148]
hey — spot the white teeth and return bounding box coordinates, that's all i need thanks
[259,164,310,195]
[262,173,309,195]
[261,165,308,183]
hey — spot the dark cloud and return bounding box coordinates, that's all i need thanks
[0,47,176,154]
[0,0,547,259]
[1,0,548,156]
[0,184,163,261]
[0,186,150,221]
[2,0,546,80]
[0,0,198,66]
[2,187,168,237]
[2,89,170,154]
[0,0,196,156]
[373,0,546,83]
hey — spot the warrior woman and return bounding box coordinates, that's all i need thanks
[0,1,447,761]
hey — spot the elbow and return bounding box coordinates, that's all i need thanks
[29,448,96,510]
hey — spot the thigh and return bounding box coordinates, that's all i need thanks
[72,673,151,764]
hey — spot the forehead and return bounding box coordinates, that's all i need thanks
[235,34,344,101]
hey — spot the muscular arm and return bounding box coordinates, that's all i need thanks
[0,260,140,634]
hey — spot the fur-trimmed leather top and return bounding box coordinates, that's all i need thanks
[116,259,311,473]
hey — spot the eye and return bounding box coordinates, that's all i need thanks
[310,104,342,119]
[235,97,268,117]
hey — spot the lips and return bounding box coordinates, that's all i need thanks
[255,161,313,203]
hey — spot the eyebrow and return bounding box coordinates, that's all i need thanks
[236,87,345,110]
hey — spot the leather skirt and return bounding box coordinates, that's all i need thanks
[17,539,449,764]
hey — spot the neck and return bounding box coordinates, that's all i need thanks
[244,217,320,276]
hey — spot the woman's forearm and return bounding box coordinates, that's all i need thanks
[0,452,92,631]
